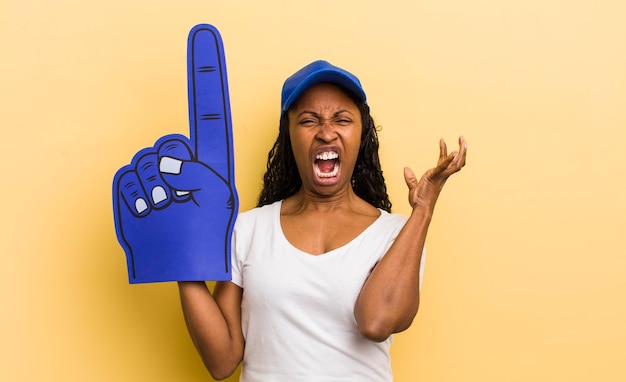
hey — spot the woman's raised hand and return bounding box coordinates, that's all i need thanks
[403,136,467,212]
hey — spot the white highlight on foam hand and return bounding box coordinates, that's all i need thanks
[159,156,183,174]
[152,186,167,204]
[135,198,148,214]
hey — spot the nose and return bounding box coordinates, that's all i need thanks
[316,122,337,143]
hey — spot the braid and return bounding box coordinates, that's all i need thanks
[257,114,301,206]
[351,102,392,212]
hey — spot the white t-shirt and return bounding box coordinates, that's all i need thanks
[231,201,423,382]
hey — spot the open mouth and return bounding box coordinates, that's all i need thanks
[314,151,339,178]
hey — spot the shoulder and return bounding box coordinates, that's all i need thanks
[232,201,282,257]
[375,210,408,234]
[378,209,408,224]
[235,201,281,229]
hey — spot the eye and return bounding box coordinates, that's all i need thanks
[335,118,353,126]
[299,118,318,127]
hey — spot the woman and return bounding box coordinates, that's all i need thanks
[178,60,467,381]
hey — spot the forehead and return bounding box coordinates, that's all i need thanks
[289,83,358,112]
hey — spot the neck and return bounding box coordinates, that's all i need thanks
[283,186,374,215]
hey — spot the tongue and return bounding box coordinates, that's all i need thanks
[317,159,336,173]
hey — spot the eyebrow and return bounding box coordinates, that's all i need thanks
[296,109,355,119]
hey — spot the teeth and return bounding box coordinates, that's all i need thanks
[314,162,339,178]
[314,151,339,178]
[316,152,338,160]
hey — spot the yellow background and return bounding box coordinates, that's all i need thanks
[2,0,625,381]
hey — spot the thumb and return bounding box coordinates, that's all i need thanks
[160,158,232,208]
[404,167,418,189]
[159,158,225,191]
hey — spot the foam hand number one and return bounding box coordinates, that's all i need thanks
[112,24,238,283]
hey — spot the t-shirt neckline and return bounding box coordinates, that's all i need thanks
[275,200,385,258]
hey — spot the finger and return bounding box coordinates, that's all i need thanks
[403,167,418,189]
[116,168,151,217]
[448,136,468,171]
[187,24,234,186]
[434,151,456,174]
[135,152,171,209]
[156,136,230,205]
[456,135,468,167]
[439,138,448,163]
[162,161,232,208]
[435,140,466,179]
[157,136,194,201]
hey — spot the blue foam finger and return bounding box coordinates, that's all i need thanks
[156,135,194,202]
[112,24,238,283]
[118,169,151,217]
[187,25,235,185]
[135,152,171,209]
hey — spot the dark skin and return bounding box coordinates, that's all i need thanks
[354,139,467,341]
[280,83,378,255]
[178,83,467,379]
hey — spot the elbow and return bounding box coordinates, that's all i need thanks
[357,319,396,343]
[209,369,235,381]
[356,309,419,342]
[205,360,240,381]
[360,326,393,343]
[198,348,242,380]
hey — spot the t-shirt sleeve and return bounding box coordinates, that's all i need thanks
[230,218,244,288]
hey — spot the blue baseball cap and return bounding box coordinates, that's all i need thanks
[281,60,367,114]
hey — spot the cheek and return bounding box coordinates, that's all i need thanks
[289,133,311,168]
[347,126,364,156]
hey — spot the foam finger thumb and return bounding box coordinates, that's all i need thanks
[160,159,224,192]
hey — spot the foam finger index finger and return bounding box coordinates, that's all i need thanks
[187,24,234,186]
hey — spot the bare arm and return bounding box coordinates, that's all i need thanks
[354,137,467,342]
[178,281,244,380]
